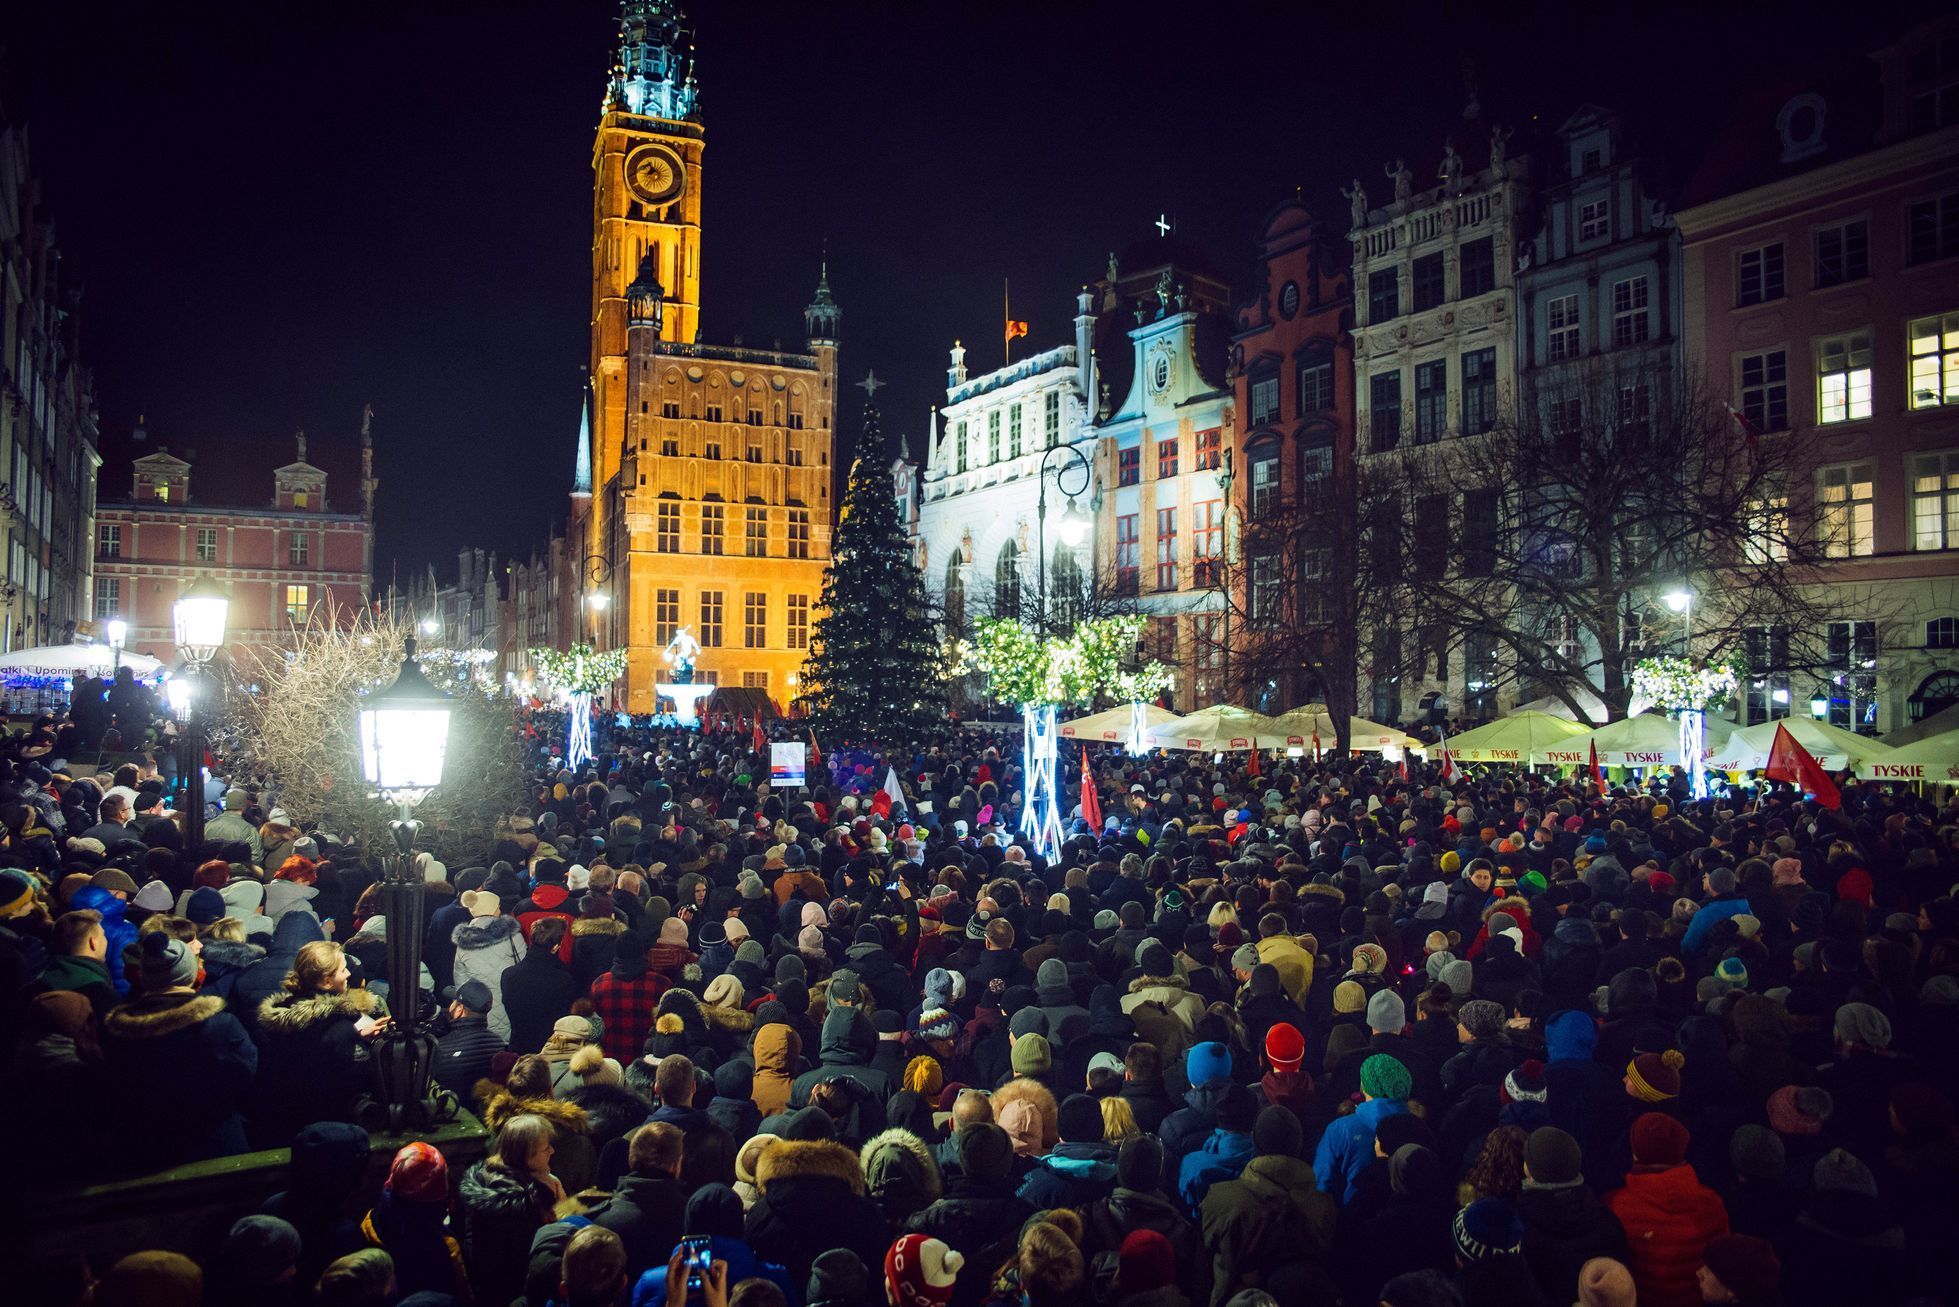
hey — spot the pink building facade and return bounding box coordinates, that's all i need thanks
[1677,17,1959,733]
[93,436,374,664]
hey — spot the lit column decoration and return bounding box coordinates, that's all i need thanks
[969,615,1172,859]
[357,634,455,1133]
[172,577,230,856]
[1632,656,1738,800]
[529,643,629,769]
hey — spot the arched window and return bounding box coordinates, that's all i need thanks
[995,541,1022,620]
[1910,671,1959,723]
[943,560,965,634]
[1050,548,1082,625]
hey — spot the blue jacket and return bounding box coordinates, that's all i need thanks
[633,1235,793,1307]
[72,885,135,995]
[1176,1127,1256,1214]
[1313,1096,1409,1205]
[1680,894,1750,953]
[1018,1141,1118,1211]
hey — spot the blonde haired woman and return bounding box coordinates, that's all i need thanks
[252,939,387,1146]
[1099,1094,1139,1144]
[458,1114,562,1306]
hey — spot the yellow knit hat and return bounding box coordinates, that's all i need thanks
[903,1054,944,1099]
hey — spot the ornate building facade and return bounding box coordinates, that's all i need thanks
[573,1,835,709]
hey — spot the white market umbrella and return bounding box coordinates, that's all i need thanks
[0,643,165,683]
[1438,710,1592,763]
[1271,704,1419,752]
[1708,718,1895,773]
[1852,728,1959,782]
[1531,711,1734,768]
[1059,703,1179,743]
[1146,704,1294,751]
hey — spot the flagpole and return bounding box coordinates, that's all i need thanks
[1004,277,1011,366]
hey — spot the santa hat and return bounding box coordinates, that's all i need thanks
[885,1234,963,1307]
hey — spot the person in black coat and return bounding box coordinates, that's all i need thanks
[1514,1127,1628,1305]
[101,934,259,1170]
[231,911,326,1028]
[500,917,580,1056]
[431,979,506,1106]
[905,1123,1034,1307]
[1349,1144,1457,1304]
[251,940,384,1147]
[585,1120,688,1280]
[421,869,481,994]
[258,1122,372,1287]
[745,1137,890,1287]
[706,1058,763,1142]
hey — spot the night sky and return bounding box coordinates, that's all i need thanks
[7,0,1935,580]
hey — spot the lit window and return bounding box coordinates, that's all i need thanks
[1612,276,1650,348]
[1744,494,1788,564]
[1547,295,1580,362]
[742,671,769,689]
[155,482,170,504]
[284,584,310,625]
[1817,462,1875,557]
[1816,331,1873,423]
[1909,311,1959,409]
[1912,452,1959,551]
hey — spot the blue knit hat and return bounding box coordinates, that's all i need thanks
[1452,1198,1523,1262]
[1185,1041,1232,1087]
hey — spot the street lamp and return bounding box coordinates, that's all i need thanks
[356,635,454,1133]
[1662,588,1694,655]
[1810,691,1831,720]
[106,618,127,675]
[420,617,439,637]
[1036,441,1093,631]
[172,577,230,855]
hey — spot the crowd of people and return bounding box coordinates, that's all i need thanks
[4,698,1959,1307]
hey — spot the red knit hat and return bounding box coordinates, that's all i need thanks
[1264,1021,1305,1073]
[1118,1230,1176,1293]
[384,1141,448,1203]
[884,1234,963,1307]
[1630,1112,1690,1166]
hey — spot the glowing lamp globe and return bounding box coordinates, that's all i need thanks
[165,674,194,723]
[358,637,454,803]
[1057,497,1089,548]
[106,618,128,649]
[173,577,231,662]
[1662,590,1692,613]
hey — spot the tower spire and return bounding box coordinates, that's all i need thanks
[572,386,594,498]
[805,257,841,343]
[608,0,699,120]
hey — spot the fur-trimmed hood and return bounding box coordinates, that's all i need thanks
[571,917,626,938]
[755,1138,866,1195]
[1128,972,1190,996]
[102,990,228,1039]
[702,1002,754,1032]
[257,986,381,1033]
[453,914,523,950]
[860,1127,942,1202]
[473,1080,594,1134]
[200,939,265,971]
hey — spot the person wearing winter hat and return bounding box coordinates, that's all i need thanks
[1697,1234,1780,1306]
[1605,1114,1728,1307]
[1516,1125,1627,1303]
[361,1141,470,1299]
[884,1233,964,1307]
[1575,1257,1636,1307]
[206,1214,303,1306]
[807,1248,870,1307]
[1624,1048,1685,1103]
[1453,1195,1524,1262]
[1314,1054,1412,1205]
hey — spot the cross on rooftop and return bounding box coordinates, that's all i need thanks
[1154,214,1171,237]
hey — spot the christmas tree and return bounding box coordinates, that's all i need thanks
[803,372,948,741]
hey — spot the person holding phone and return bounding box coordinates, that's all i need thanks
[251,939,388,1146]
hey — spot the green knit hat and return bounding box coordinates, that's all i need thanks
[1360,1053,1412,1101]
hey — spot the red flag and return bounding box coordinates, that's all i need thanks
[1311,729,1322,763]
[1728,402,1759,451]
[807,727,822,770]
[1397,754,1409,783]
[1589,739,1605,790]
[870,787,892,818]
[1765,723,1842,810]
[753,717,766,756]
[1079,747,1103,832]
[1438,725,1457,784]
[1004,320,1028,341]
[1247,746,1261,778]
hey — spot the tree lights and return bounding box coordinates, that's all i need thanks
[529,642,629,768]
[1632,655,1738,798]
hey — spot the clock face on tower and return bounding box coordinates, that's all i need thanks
[625,144,686,206]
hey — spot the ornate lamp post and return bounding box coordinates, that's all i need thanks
[172,577,230,855]
[1035,442,1092,632]
[106,617,127,676]
[357,635,454,1133]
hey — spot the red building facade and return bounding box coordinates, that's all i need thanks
[93,433,374,662]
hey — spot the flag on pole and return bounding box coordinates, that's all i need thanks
[1589,739,1605,790]
[1438,725,1457,784]
[1765,723,1842,810]
[1247,746,1261,778]
[871,765,905,819]
[807,726,822,771]
[1079,747,1103,833]
[752,717,766,757]
[1311,729,1322,763]
[1397,754,1409,783]
[1004,319,1028,341]
[1728,402,1760,451]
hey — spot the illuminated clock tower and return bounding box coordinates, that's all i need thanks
[590,0,702,505]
